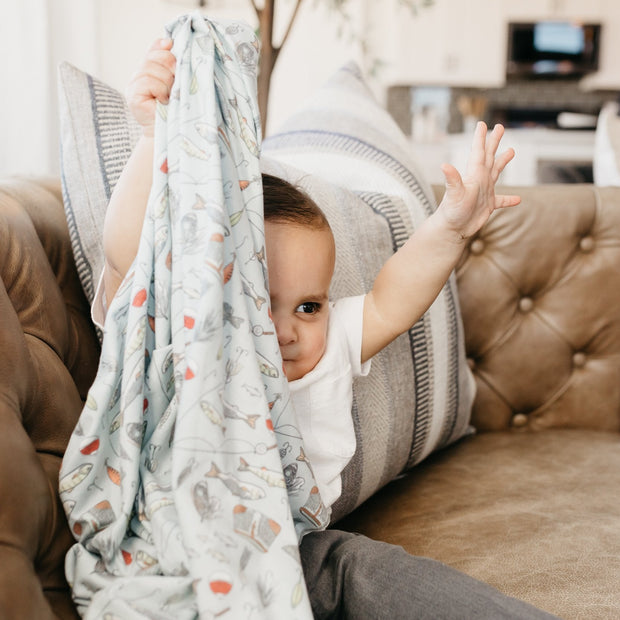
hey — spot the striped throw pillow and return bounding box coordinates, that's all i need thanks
[262,63,475,522]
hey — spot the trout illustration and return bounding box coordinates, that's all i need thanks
[206,463,265,500]
[238,458,286,489]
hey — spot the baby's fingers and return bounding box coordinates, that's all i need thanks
[495,193,521,209]
[131,38,175,86]
[491,147,516,183]
[151,37,173,52]
[485,124,505,168]
[128,74,172,107]
[441,162,464,191]
[128,52,175,104]
[467,122,488,170]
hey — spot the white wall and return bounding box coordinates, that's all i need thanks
[0,0,99,176]
[0,0,365,177]
[1,1,48,176]
[2,0,618,177]
[94,0,365,134]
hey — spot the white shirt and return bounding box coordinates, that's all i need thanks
[288,295,370,509]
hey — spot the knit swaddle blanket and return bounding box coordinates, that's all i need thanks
[59,14,328,619]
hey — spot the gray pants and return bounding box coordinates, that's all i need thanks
[299,530,560,620]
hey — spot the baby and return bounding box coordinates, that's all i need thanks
[92,36,564,620]
[261,171,369,508]
[96,37,520,509]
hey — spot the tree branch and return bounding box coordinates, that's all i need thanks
[278,0,303,54]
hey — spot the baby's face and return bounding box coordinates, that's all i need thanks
[265,221,335,382]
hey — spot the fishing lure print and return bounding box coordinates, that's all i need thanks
[240,273,266,310]
[256,351,280,379]
[80,437,100,455]
[238,457,286,489]
[59,463,93,494]
[193,480,221,521]
[206,462,265,500]
[221,398,260,428]
[200,399,226,432]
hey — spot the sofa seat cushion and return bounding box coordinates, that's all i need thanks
[337,429,620,619]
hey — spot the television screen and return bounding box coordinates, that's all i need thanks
[507,22,601,78]
[534,22,584,55]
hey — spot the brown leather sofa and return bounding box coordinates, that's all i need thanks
[1,176,619,619]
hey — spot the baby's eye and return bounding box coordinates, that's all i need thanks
[295,302,320,315]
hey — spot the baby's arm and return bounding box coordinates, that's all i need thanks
[101,38,176,304]
[361,122,520,363]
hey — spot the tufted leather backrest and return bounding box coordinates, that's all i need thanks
[0,178,99,619]
[449,184,620,432]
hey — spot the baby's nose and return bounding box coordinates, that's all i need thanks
[274,317,296,346]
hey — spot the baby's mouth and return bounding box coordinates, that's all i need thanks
[279,347,296,362]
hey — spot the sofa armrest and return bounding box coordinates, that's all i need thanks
[0,177,99,619]
[434,184,620,432]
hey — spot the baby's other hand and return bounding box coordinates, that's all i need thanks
[126,38,176,137]
[438,122,520,241]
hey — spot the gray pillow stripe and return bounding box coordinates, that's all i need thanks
[356,191,409,252]
[60,162,95,302]
[437,281,463,450]
[88,75,112,202]
[356,190,435,468]
[406,318,434,467]
[88,75,139,202]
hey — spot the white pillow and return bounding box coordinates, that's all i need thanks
[593,101,620,186]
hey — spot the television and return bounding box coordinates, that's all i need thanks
[507,21,601,78]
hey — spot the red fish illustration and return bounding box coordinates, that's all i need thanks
[80,437,100,455]
[132,288,147,307]
[105,460,121,486]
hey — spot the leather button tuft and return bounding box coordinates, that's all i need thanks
[512,413,528,428]
[518,297,534,313]
[579,236,594,252]
[467,358,476,370]
[573,352,586,368]
[470,239,485,255]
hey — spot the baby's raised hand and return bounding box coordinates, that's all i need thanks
[438,122,520,240]
[126,38,176,137]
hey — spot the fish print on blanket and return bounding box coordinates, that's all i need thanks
[59,13,326,620]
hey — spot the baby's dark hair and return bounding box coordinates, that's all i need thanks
[261,173,331,231]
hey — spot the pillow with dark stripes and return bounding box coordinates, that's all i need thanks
[262,63,475,522]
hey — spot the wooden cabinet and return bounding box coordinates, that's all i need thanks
[504,0,603,21]
[581,0,620,90]
[366,0,505,87]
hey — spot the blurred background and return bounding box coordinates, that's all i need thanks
[2,0,619,184]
